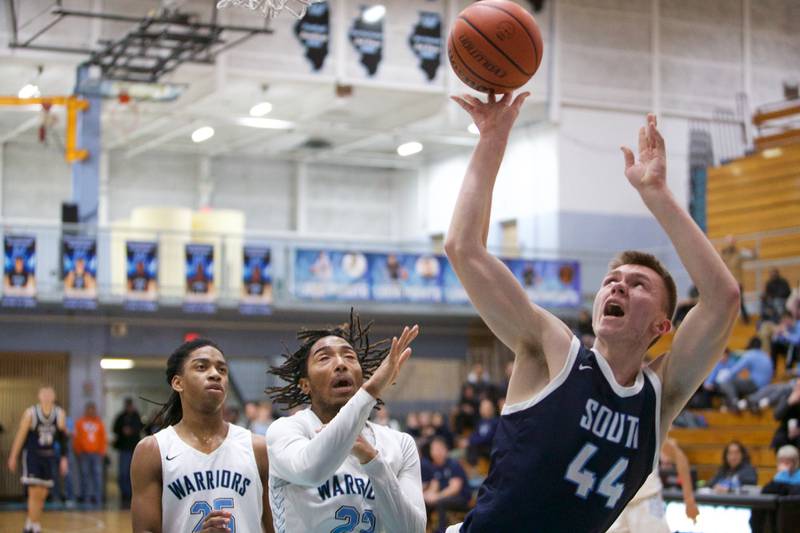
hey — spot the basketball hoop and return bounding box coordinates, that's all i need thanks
[216,0,315,19]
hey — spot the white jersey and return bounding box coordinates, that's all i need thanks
[155,423,263,533]
[267,389,426,533]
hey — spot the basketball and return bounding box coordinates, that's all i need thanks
[448,0,543,93]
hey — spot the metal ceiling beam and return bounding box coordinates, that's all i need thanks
[124,120,200,158]
[51,8,273,34]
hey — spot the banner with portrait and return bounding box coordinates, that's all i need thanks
[240,245,273,315]
[293,248,370,301]
[501,258,582,308]
[125,241,158,312]
[184,243,215,313]
[2,235,37,308]
[368,252,444,303]
[62,235,97,310]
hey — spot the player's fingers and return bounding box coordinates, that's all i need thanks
[450,96,473,112]
[511,91,530,110]
[488,90,497,104]
[637,126,646,154]
[620,146,635,169]
[650,121,665,151]
[399,347,413,367]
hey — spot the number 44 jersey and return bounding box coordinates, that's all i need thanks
[460,336,661,533]
[155,423,263,533]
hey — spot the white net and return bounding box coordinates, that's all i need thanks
[216,0,315,19]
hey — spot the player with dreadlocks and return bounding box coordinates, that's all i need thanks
[266,311,426,533]
[130,338,274,533]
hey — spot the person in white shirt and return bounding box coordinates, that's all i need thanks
[266,312,426,533]
[130,339,273,533]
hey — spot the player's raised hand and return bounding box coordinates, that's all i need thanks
[351,434,378,464]
[685,499,699,522]
[362,325,419,398]
[621,113,667,196]
[451,91,530,137]
[200,510,233,532]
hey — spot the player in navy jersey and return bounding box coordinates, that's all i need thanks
[6,386,69,533]
[445,91,740,532]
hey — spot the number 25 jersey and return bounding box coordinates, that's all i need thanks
[155,423,263,533]
[461,336,661,533]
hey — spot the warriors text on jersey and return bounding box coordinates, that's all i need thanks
[266,389,426,533]
[154,423,262,533]
[460,336,661,533]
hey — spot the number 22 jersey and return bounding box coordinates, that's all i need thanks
[155,423,263,533]
[460,336,661,533]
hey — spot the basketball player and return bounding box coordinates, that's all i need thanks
[608,438,699,532]
[266,312,426,532]
[130,339,273,532]
[445,91,740,532]
[6,386,69,533]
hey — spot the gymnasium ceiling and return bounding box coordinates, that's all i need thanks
[0,0,549,168]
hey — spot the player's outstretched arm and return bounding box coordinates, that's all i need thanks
[446,92,572,367]
[622,114,739,428]
[267,327,418,487]
[662,438,698,522]
[6,408,32,473]
[131,436,163,533]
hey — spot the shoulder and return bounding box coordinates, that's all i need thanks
[372,423,414,448]
[131,436,162,477]
[266,411,310,443]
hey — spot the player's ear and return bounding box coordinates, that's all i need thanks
[654,316,672,337]
[171,374,184,394]
[298,377,311,396]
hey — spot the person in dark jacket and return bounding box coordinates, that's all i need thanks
[112,398,143,508]
[709,440,758,492]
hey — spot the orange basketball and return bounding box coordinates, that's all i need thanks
[448,0,544,93]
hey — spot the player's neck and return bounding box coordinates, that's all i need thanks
[310,402,339,424]
[176,409,227,441]
[592,338,646,387]
[39,402,54,415]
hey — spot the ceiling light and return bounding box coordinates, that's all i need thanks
[397,141,423,156]
[18,84,41,99]
[468,123,479,135]
[249,101,273,117]
[237,117,294,129]
[362,5,386,23]
[100,358,135,370]
[191,126,215,143]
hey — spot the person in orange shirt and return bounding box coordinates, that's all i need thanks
[73,402,106,508]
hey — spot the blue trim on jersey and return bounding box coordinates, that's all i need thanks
[461,340,660,533]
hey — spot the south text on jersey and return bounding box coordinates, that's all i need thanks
[579,398,640,449]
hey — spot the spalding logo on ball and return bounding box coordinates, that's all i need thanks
[448,0,543,93]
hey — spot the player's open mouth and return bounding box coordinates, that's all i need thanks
[602,301,625,318]
[331,377,354,393]
[206,384,224,392]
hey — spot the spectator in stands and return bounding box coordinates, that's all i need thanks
[746,377,798,412]
[418,410,437,442]
[243,401,258,431]
[716,337,774,412]
[112,398,143,508]
[405,411,421,439]
[465,363,494,400]
[467,399,499,466]
[422,436,472,533]
[673,285,699,328]
[695,348,736,408]
[719,235,753,323]
[771,379,800,451]
[249,400,274,435]
[709,441,758,492]
[761,268,792,323]
[787,280,800,319]
[431,411,454,449]
[222,404,241,425]
[74,402,106,508]
[453,384,478,434]
[771,311,800,368]
[772,445,800,485]
[496,361,513,399]
[575,308,594,338]
[373,406,401,432]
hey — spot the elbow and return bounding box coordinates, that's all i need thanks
[444,238,483,265]
[724,283,741,315]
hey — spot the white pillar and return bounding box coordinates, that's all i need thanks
[295,161,308,233]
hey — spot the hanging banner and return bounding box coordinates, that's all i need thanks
[408,11,442,81]
[240,245,273,315]
[368,252,444,303]
[294,1,331,72]
[62,235,98,310]
[125,241,158,312]
[293,249,370,301]
[184,243,216,313]
[2,235,37,308]
[348,6,385,77]
[501,258,582,308]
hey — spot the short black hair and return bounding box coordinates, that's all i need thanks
[267,309,390,410]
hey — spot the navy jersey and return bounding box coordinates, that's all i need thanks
[461,337,661,533]
[24,405,63,457]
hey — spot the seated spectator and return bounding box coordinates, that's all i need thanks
[709,441,758,492]
[418,410,436,441]
[673,285,699,328]
[405,411,421,439]
[423,437,472,533]
[773,445,800,485]
[465,363,495,400]
[772,311,800,368]
[771,379,800,451]
[249,400,274,435]
[761,268,792,323]
[431,411,454,449]
[716,337,774,412]
[467,399,499,466]
[372,406,401,431]
[694,348,736,408]
[746,377,797,412]
[453,385,478,435]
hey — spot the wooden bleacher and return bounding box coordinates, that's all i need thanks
[669,411,778,487]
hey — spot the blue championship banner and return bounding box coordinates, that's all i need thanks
[502,258,582,308]
[293,249,370,301]
[184,243,216,313]
[62,235,98,310]
[2,235,37,308]
[368,252,444,303]
[240,245,273,315]
[125,241,158,312]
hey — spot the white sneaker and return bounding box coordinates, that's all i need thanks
[737,399,748,411]
[759,397,770,410]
